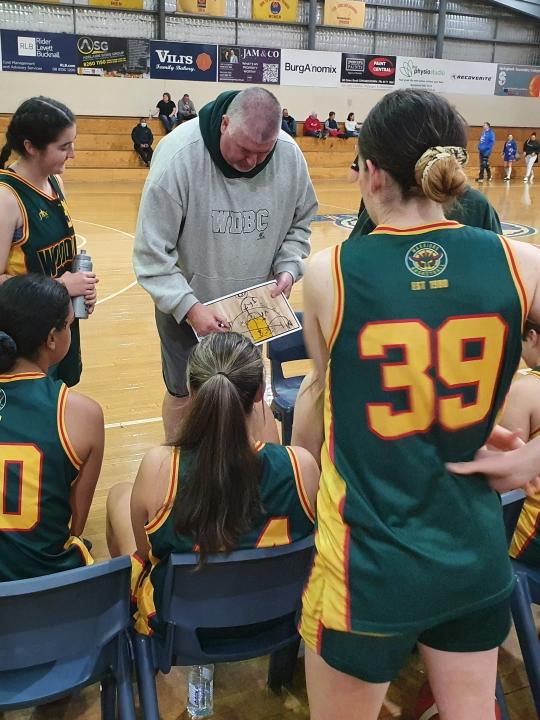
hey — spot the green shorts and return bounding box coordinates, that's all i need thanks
[315,598,511,684]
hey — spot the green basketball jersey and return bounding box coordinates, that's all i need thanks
[0,372,92,581]
[0,170,81,387]
[132,442,315,640]
[317,221,525,634]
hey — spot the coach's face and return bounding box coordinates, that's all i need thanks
[220,116,276,173]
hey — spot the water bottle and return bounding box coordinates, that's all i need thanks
[71,249,92,320]
[186,664,214,718]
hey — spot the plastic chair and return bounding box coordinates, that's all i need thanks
[0,556,136,720]
[133,535,314,720]
[268,311,306,445]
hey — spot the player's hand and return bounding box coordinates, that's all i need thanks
[271,272,294,298]
[84,284,98,315]
[446,435,540,495]
[58,271,98,299]
[186,303,229,337]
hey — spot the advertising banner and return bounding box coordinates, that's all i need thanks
[76,36,150,77]
[177,0,225,14]
[150,41,217,81]
[218,46,280,84]
[0,30,76,73]
[495,64,540,97]
[88,0,143,8]
[323,0,365,28]
[252,0,298,23]
[396,56,496,96]
[280,48,341,88]
[341,53,395,87]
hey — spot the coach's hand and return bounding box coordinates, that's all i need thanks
[271,271,294,298]
[186,303,230,337]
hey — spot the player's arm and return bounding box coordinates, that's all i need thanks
[498,376,534,440]
[64,391,105,536]
[303,247,336,383]
[272,151,318,283]
[291,372,324,467]
[130,446,172,561]
[0,185,23,284]
[290,445,320,515]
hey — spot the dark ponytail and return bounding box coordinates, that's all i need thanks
[172,332,264,564]
[0,274,71,373]
[1,96,75,169]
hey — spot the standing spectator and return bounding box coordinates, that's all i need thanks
[303,112,326,139]
[344,112,360,138]
[324,111,344,138]
[131,117,153,167]
[177,94,197,125]
[133,87,317,440]
[153,92,176,134]
[476,121,495,183]
[523,131,540,183]
[282,108,297,137]
[502,133,518,181]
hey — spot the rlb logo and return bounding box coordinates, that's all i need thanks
[17,36,36,57]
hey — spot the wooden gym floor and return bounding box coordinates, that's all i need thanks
[3,176,540,720]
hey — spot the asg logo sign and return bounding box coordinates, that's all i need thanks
[17,36,36,57]
[77,37,109,55]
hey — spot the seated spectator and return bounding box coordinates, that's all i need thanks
[324,111,344,138]
[152,92,176,134]
[177,93,197,124]
[344,112,361,138]
[0,274,104,581]
[282,108,297,137]
[106,332,318,640]
[303,112,327,139]
[131,117,154,167]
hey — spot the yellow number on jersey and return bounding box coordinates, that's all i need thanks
[0,443,43,531]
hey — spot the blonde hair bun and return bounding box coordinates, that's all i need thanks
[415,146,468,204]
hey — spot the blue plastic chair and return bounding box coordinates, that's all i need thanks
[268,311,306,445]
[0,556,136,719]
[133,536,314,720]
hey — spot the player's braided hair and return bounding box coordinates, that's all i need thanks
[0,97,75,169]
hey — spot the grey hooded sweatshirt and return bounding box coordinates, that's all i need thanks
[133,119,318,324]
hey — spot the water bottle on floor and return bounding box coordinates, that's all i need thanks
[71,250,92,319]
[187,664,214,718]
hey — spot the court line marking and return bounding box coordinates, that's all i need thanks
[318,202,357,213]
[96,281,138,306]
[73,218,135,239]
[76,233,87,248]
[105,416,162,430]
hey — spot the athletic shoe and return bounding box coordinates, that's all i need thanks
[476,178,484,183]
[524,177,529,183]
[503,177,509,181]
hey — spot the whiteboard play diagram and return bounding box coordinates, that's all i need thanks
[204,281,301,345]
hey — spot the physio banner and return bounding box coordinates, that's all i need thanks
[495,64,540,97]
[218,46,280,84]
[150,41,217,81]
[280,48,340,88]
[0,30,76,73]
[396,56,496,96]
[252,0,298,23]
[324,0,365,28]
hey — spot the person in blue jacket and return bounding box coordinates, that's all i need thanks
[502,133,518,181]
[476,121,495,182]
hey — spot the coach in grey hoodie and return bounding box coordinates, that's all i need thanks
[133,87,317,437]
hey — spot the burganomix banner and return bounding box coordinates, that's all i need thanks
[218,46,280,84]
[280,49,341,88]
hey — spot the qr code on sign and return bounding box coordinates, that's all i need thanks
[262,63,279,83]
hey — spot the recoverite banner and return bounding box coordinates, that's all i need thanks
[395,56,496,96]
[280,48,341,88]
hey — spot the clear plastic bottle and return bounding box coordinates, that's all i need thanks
[70,250,92,319]
[186,664,214,718]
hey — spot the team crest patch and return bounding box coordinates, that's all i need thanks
[406,241,448,278]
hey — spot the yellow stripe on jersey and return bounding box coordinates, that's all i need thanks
[57,384,83,470]
[0,170,59,201]
[0,182,30,276]
[0,372,45,382]
[328,244,345,352]
[370,220,463,236]
[133,550,160,636]
[499,235,529,329]
[64,535,94,566]
[286,446,316,522]
[256,517,292,547]
[145,447,179,534]
[509,495,540,559]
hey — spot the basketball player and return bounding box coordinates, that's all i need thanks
[133,87,317,440]
[298,89,540,720]
[105,332,318,639]
[0,96,98,386]
[0,275,104,581]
